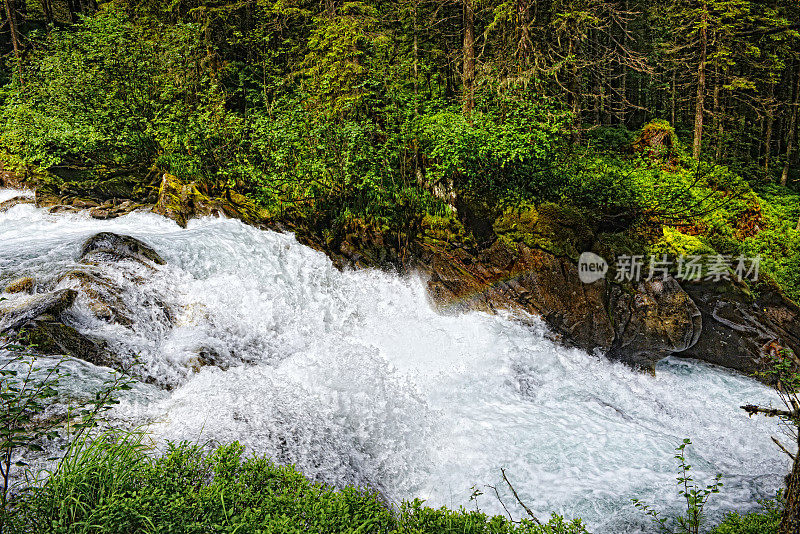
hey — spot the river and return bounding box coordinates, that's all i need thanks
[0,188,789,532]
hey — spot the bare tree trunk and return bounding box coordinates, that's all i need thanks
[41,0,52,25]
[781,433,800,533]
[517,0,531,68]
[592,31,602,126]
[692,2,708,160]
[616,0,628,126]
[413,0,419,116]
[765,81,776,177]
[671,67,676,126]
[712,60,724,162]
[462,0,475,119]
[782,60,800,186]
[569,38,582,142]
[4,0,21,84]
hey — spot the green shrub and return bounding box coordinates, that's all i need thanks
[710,498,782,534]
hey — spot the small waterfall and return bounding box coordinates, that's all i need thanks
[0,188,790,532]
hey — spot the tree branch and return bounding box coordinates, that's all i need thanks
[501,468,541,525]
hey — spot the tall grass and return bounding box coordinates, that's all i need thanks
[4,431,589,534]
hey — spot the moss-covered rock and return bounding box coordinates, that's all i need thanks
[153,173,269,228]
[4,276,34,294]
[22,319,116,368]
[493,202,596,260]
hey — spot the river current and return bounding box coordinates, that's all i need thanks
[0,188,790,532]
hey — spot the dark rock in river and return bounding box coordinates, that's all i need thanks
[22,319,115,368]
[57,268,135,326]
[0,289,78,332]
[0,195,34,212]
[81,232,166,266]
[0,232,175,380]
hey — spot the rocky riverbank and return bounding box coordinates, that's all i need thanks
[3,166,799,380]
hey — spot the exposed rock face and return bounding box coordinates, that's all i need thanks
[0,287,116,368]
[153,173,266,228]
[607,278,702,370]
[678,280,800,376]
[334,204,797,376]
[57,268,135,326]
[418,236,701,372]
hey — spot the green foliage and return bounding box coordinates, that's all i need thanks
[416,89,567,201]
[0,7,238,180]
[586,127,636,153]
[710,497,782,534]
[632,439,724,534]
[649,228,716,257]
[300,2,390,119]
[0,333,132,532]
[7,435,589,534]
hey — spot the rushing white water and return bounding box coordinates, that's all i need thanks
[0,188,791,532]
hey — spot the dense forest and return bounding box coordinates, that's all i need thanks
[2,1,800,532]
[0,0,799,284]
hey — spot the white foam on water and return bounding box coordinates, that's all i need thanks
[0,189,790,532]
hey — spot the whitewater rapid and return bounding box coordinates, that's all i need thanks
[0,188,790,532]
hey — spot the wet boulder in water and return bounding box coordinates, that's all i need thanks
[0,195,34,212]
[59,232,172,327]
[4,276,34,294]
[57,268,135,326]
[0,289,78,332]
[80,232,165,266]
[0,287,113,366]
[22,319,116,368]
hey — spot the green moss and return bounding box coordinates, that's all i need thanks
[422,213,473,245]
[493,202,595,259]
[632,119,686,162]
[649,227,716,257]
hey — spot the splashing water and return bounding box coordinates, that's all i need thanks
[0,188,790,532]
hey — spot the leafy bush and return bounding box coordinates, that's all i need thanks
[632,439,723,534]
[710,497,782,534]
[415,89,567,202]
[586,126,635,153]
[0,8,238,179]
